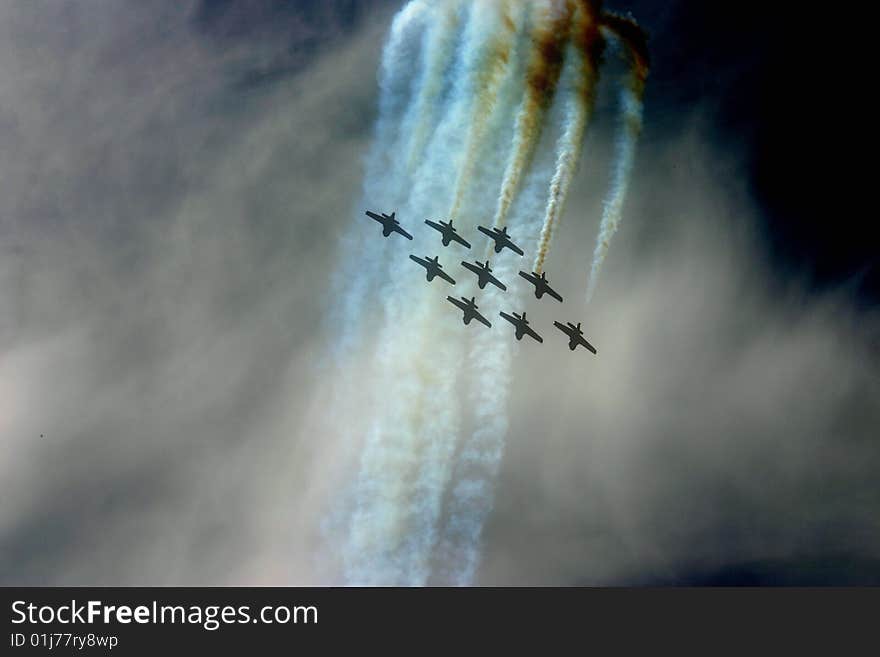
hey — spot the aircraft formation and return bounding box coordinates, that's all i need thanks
[365,209,597,354]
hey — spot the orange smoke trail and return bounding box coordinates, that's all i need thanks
[533,1,604,273]
[485,0,574,258]
[448,0,521,222]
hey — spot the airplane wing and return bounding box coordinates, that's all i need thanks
[437,270,457,285]
[546,286,563,303]
[447,296,467,312]
[524,326,544,343]
[461,261,479,276]
[365,210,384,223]
[393,224,413,240]
[477,225,493,239]
[450,233,471,249]
[499,311,516,326]
[519,270,538,285]
[505,239,524,256]
[425,219,442,231]
[409,254,426,267]
[488,274,507,291]
[577,335,597,354]
[473,311,492,328]
[553,321,569,335]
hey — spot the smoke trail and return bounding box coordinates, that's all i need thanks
[322,2,432,581]
[432,116,565,585]
[333,1,648,586]
[402,0,466,176]
[533,3,604,273]
[432,280,513,585]
[486,0,573,252]
[585,14,649,302]
[330,0,429,360]
[343,0,481,585]
[432,0,594,588]
[447,0,522,222]
[396,0,531,586]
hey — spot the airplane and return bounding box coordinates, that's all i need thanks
[477,225,524,255]
[447,296,492,328]
[499,311,543,343]
[553,321,597,354]
[409,255,456,284]
[425,219,471,249]
[461,260,507,291]
[365,210,413,240]
[518,270,563,302]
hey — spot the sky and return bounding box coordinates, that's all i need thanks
[1,0,878,585]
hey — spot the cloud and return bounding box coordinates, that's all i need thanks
[0,0,388,585]
[479,121,880,584]
[1,1,877,585]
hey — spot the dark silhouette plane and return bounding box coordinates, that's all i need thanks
[447,296,492,327]
[519,270,563,302]
[477,225,524,255]
[461,260,507,291]
[366,210,413,240]
[499,311,543,343]
[425,219,471,249]
[553,321,597,354]
[409,255,456,284]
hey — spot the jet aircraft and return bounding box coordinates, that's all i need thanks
[409,255,456,284]
[461,260,507,291]
[425,219,471,249]
[477,225,524,255]
[518,270,563,302]
[447,296,492,327]
[499,311,543,343]
[365,210,413,240]
[553,321,597,354]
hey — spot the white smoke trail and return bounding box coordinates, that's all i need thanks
[433,103,566,584]
[401,0,466,176]
[584,66,644,303]
[330,0,429,360]
[390,0,529,587]
[447,0,522,223]
[343,0,473,585]
[430,2,588,587]
[433,280,512,585]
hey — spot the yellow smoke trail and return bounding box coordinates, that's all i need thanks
[447,0,522,222]
[585,13,649,302]
[484,0,574,259]
[404,0,466,174]
[532,1,603,273]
